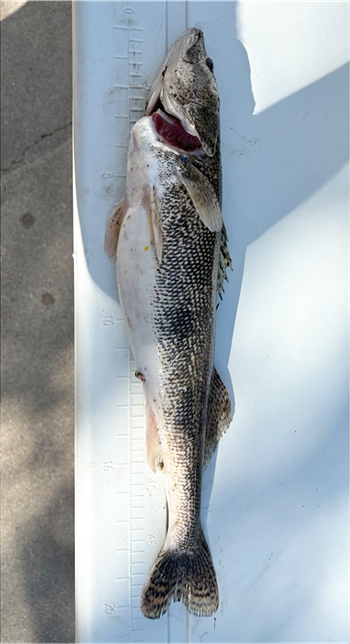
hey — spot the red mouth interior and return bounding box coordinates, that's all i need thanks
[151,109,201,152]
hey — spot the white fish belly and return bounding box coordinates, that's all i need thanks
[116,204,160,386]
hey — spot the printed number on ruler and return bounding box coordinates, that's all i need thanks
[102,316,114,327]
[145,478,156,494]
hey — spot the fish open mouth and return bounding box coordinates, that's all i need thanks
[150,106,202,153]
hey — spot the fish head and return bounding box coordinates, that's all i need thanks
[145,28,219,157]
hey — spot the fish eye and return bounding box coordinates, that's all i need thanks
[205,57,214,72]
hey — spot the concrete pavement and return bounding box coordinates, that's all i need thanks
[1,2,74,641]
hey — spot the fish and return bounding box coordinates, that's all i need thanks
[105,27,232,619]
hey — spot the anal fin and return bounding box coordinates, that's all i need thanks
[146,403,164,473]
[204,368,232,466]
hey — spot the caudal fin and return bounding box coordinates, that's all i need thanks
[141,530,218,619]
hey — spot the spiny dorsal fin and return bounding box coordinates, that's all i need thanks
[204,367,232,466]
[176,162,222,233]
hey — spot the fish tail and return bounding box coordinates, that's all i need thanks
[141,529,218,619]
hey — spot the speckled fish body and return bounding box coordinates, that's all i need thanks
[105,28,232,619]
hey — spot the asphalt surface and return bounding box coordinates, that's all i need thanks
[1,2,74,642]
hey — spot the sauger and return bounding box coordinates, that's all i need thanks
[105,27,232,619]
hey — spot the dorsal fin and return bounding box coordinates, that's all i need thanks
[217,222,233,299]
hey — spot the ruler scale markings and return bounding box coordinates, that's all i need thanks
[128,8,146,616]
[131,421,145,430]
[131,587,143,597]
[130,485,144,492]
[129,197,147,638]
[131,463,143,474]
[131,435,144,442]
[131,438,143,452]
[112,13,167,642]
[74,4,172,642]
[131,519,144,531]
[112,18,137,642]
[130,437,144,447]
[131,597,140,608]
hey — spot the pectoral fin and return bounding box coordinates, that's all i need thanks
[204,368,232,466]
[176,163,222,233]
[149,186,163,264]
[104,197,128,259]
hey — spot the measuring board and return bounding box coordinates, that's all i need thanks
[73,2,235,642]
[73,2,349,643]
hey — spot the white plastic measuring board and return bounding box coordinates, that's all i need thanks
[74,2,349,643]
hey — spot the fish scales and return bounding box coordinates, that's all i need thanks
[152,168,220,532]
[105,27,232,619]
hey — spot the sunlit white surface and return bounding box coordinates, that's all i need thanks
[238,2,350,114]
[74,2,349,642]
